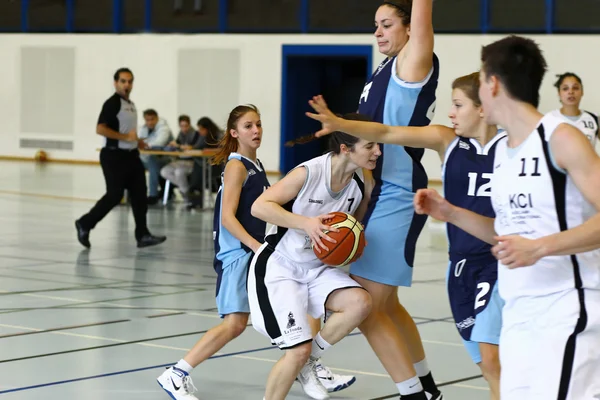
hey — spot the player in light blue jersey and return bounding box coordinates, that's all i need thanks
[307,72,503,399]
[325,1,441,399]
[157,105,270,400]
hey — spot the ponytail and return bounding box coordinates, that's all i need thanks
[211,104,260,166]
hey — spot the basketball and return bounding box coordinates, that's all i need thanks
[34,150,48,162]
[313,211,366,267]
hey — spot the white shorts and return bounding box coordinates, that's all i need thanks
[500,288,600,400]
[248,243,362,349]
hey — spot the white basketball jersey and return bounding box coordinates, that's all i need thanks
[548,109,598,146]
[266,152,365,269]
[492,114,600,305]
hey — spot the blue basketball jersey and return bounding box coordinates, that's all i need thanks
[213,153,270,269]
[442,132,506,256]
[358,54,439,207]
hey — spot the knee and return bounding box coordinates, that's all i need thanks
[160,166,171,179]
[223,316,248,339]
[285,342,311,368]
[480,348,501,381]
[174,167,188,180]
[348,289,372,321]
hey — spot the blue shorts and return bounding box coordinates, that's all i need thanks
[350,192,427,287]
[215,251,253,317]
[447,254,504,364]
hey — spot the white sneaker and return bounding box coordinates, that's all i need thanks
[157,366,199,400]
[296,357,330,400]
[314,361,356,392]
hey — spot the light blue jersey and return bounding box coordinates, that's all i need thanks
[351,54,439,287]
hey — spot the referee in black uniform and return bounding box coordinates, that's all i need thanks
[75,68,166,248]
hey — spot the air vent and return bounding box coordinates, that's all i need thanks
[19,139,73,151]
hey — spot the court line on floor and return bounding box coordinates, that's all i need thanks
[0,286,207,315]
[0,311,186,339]
[0,326,221,364]
[0,189,96,203]
[0,339,484,395]
[5,264,216,289]
[0,317,461,367]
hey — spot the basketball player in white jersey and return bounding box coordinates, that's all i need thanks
[548,72,599,147]
[247,114,380,400]
[414,35,600,400]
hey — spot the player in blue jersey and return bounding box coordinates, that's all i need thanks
[339,1,441,399]
[157,104,270,400]
[307,71,504,399]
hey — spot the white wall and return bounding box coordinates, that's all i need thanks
[2,33,599,180]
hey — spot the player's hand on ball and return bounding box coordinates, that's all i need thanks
[492,235,543,269]
[305,95,343,138]
[302,214,339,253]
[413,189,454,222]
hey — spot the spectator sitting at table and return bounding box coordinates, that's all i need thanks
[185,117,224,209]
[138,109,174,205]
[196,116,222,149]
[160,114,203,204]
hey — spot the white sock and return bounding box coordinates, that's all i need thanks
[396,375,423,395]
[174,359,193,374]
[311,332,332,360]
[414,358,430,377]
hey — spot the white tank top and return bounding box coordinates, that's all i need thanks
[492,114,600,308]
[266,152,365,269]
[548,109,598,147]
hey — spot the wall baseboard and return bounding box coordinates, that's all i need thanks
[0,155,442,183]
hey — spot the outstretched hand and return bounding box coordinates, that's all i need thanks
[305,95,343,137]
[413,188,455,222]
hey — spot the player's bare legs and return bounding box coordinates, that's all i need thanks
[266,288,371,400]
[319,288,372,344]
[266,343,313,400]
[479,343,500,400]
[309,315,321,336]
[183,313,248,367]
[308,310,358,392]
[386,293,426,362]
[351,276,419,381]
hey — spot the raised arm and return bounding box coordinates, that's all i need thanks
[251,167,338,252]
[397,0,434,82]
[494,124,600,267]
[221,159,263,253]
[307,95,454,157]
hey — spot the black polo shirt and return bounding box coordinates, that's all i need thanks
[98,93,138,150]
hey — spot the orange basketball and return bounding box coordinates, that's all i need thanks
[313,211,366,267]
[35,150,48,162]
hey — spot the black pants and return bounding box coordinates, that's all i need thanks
[79,148,149,240]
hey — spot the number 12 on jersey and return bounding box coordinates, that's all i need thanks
[467,172,492,197]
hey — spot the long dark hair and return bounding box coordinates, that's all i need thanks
[329,113,373,154]
[197,117,222,146]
